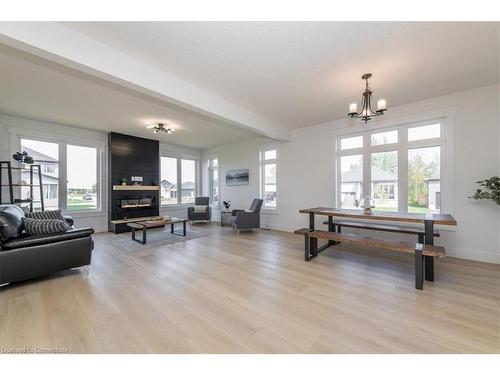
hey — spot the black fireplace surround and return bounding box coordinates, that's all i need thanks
[108,132,160,233]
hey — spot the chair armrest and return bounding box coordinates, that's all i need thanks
[231,209,245,216]
[2,228,95,250]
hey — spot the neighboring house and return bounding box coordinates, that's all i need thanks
[160,180,195,202]
[19,146,59,208]
[341,165,397,208]
[426,171,441,211]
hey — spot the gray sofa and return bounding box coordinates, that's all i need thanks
[231,199,263,232]
[0,205,94,286]
[187,197,212,222]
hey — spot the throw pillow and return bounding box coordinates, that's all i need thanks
[23,218,71,236]
[25,209,65,221]
[193,205,208,213]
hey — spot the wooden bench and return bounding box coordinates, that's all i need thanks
[322,219,439,242]
[294,228,445,290]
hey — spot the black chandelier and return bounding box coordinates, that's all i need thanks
[347,73,387,124]
[147,123,176,134]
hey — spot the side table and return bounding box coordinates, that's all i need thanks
[221,211,232,227]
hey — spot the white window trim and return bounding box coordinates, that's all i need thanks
[208,157,220,209]
[335,116,453,215]
[259,146,279,212]
[9,127,106,217]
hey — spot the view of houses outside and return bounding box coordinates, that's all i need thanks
[407,146,440,213]
[160,157,196,205]
[340,146,441,213]
[21,139,60,211]
[20,140,98,211]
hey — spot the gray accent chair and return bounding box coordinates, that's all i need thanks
[187,197,212,223]
[231,199,263,232]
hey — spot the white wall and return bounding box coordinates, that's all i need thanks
[204,84,500,264]
[0,114,201,232]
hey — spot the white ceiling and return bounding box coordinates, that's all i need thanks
[0,44,260,149]
[62,21,500,129]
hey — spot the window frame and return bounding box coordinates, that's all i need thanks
[159,155,199,207]
[259,147,278,210]
[16,135,103,215]
[335,118,448,214]
[208,158,220,208]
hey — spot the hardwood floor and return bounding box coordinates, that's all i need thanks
[1,223,499,353]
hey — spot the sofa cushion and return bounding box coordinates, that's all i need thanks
[25,209,65,221]
[24,218,71,237]
[0,204,25,243]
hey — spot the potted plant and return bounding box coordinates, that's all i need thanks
[469,176,500,205]
[119,177,128,186]
[222,200,231,212]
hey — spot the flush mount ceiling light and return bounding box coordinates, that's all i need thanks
[147,123,176,134]
[347,73,387,124]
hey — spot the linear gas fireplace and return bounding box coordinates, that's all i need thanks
[120,196,154,209]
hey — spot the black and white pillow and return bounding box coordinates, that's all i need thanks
[25,209,65,221]
[24,218,71,236]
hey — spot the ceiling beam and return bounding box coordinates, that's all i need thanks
[0,22,290,141]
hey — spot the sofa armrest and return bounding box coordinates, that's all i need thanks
[1,228,95,250]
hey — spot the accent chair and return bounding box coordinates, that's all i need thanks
[231,198,263,233]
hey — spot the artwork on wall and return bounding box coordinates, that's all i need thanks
[225,169,249,186]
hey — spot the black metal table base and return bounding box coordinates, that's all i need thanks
[131,227,147,244]
[171,221,187,237]
[130,220,187,244]
[303,212,437,290]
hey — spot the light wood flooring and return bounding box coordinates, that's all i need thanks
[1,224,499,353]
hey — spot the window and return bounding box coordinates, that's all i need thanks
[340,154,363,209]
[371,151,398,211]
[260,149,277,208]
[160,156,198,205]
[209,158,219,207]
[67,145,98,210]
[20,137,101,212]
[336,121,444,214]
[160,157,178,205]
[408,146,441,213]
[21,138,60,210]
[181,159,196,204]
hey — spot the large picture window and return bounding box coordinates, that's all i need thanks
[67,144,98,210]
[160,156,197,206]
[336,121,444,214]
[20,137,101,212]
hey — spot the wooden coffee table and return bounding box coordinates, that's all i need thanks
[127,217,187,244]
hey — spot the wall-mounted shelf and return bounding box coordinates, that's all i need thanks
[112,185,160,191]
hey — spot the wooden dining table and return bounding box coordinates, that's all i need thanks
[299,207,457,282]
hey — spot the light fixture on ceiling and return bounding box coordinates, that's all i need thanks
[347,73,387,124]
[147,123,176,134]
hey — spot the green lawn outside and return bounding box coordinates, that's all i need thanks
[371,203,432,213]
[67,198,97,210]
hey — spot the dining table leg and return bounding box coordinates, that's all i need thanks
[309,212,317,258]
[424,219,435,281]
